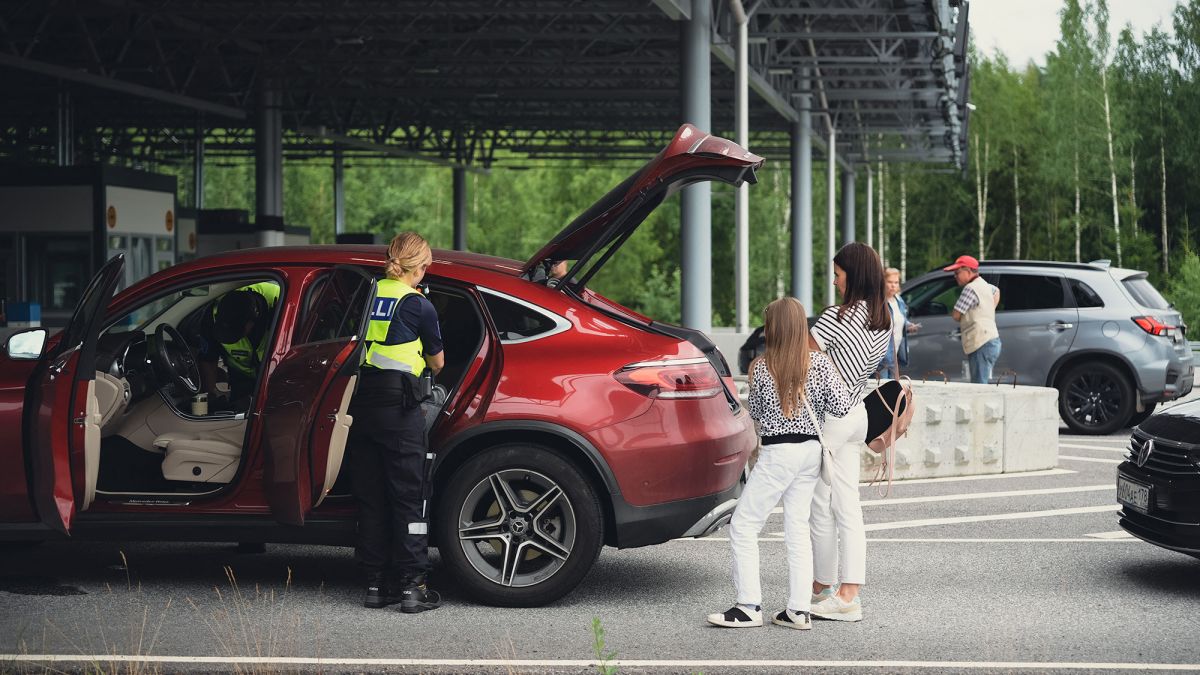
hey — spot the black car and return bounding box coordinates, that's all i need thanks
[737,318,819,374]
[1117,399,1200,558]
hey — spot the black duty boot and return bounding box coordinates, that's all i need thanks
[399,574,442,614]
[363,572,388,609]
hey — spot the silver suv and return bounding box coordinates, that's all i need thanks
[901,260,1194,435]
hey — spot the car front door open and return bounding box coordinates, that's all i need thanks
[27,255,125,533]
[261,266,375,525]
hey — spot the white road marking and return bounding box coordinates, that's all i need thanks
[770,484,1111,513]
[1060,455,1123,464]
[858,504,1119,532]
[6,655,1198,671]
[1086,530,1135,539]
[852,468,1075,488]
[681,537,1138,543]
[1059,443,1129,453]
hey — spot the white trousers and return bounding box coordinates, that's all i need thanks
[728,440,822,611]
[810,401,869,586]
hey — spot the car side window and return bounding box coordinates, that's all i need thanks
[995,274,1066,312]
[295,269,371,345]
[482,290,564,342]
[1069,279,1105,308]
[904,277,958,317]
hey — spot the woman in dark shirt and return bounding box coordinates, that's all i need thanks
[349,231,445,613]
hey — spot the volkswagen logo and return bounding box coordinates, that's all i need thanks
[1136,438,1156,468]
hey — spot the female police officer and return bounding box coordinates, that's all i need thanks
[349,231,445,613]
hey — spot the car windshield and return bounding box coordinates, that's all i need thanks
[1122,276,1171,310]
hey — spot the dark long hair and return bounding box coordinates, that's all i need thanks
[833,242,889,331]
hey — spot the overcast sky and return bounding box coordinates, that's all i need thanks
[969,0,1179,67]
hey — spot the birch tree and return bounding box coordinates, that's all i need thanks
[1095,0,1123,266]
[974,132,989,259]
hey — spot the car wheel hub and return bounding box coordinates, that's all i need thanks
[457,468,576,588]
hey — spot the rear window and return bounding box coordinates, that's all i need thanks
[1122,276,1171,310]
[1069,279,1104,308]
[482,291,563,342]
[995,274,1067,311]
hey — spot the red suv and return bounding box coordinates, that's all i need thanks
[0,125,761,606]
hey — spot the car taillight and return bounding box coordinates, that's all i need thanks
[614,358,723,399]
[1133,316,1178,338]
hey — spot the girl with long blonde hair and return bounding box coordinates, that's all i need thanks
[707,297,852,630]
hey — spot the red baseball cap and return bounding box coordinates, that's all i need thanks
[943,255,979,272]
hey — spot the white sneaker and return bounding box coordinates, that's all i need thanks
[706,604,763,628]
[771,608,812,630]
[810,594,862,622]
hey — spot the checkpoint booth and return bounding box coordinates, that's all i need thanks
[0,165,177,326]
[195,210,310,258]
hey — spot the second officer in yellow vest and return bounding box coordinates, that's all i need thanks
[349,231,445,613]
[199,281,280,409]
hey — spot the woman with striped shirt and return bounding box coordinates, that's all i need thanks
[807,242,890,623]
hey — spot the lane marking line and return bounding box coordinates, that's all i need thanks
[847,468,1075,488]
[680,537,1139,543]
[5,656,1197,671]
[770,484,1111,513]
[1060,455,1123,464]
[1059,443,1128,453]
[1086,530,1135,539]
[855,504,1119,533]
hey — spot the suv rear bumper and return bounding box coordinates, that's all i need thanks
[610,476,743,549]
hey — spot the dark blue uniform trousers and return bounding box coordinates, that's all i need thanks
[348,403,431,577]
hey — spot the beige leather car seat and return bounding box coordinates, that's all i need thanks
[156,433,242,483]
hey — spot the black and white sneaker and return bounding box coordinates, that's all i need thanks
[771,608,812,630]
[706,605,763,628]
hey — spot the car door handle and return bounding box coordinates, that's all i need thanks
[1048,321,1075,332]
[308,358,330,371]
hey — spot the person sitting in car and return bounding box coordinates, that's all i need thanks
[197,282,279,410]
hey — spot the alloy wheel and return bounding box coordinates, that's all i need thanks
[456,468,576,588]
[1065,372,1122,428]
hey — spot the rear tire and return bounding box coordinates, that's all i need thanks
[1058,362,1134,435]
[434,444,603,607]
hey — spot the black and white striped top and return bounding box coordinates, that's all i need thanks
[810,300,890,403]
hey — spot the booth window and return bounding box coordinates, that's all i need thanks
[26,235,90,311]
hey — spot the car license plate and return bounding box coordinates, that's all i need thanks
[1117,476,1151,513]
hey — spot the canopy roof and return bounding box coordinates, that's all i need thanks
[0,0,969,168]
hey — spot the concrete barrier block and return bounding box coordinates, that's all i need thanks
[734,377,1059,482]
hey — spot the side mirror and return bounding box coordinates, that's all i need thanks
[6,329,47,360]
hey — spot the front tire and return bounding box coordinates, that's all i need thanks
[434,444,603,607]
[1058,362,1134,434]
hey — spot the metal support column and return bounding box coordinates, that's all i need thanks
[56,90,74,166]
[255,87,283,219]
[826,127,837,308]
[193,119,205,209]
[792,71,813,309]
[453,167,467,251]
[680,0,712,332]
[333,148,345,236]
[841,168,856,246]
[733,0,750,333]
[866,168,874,249]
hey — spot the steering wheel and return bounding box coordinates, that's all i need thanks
[151,324,201,395]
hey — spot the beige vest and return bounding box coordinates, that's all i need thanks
[961,275,1000,354]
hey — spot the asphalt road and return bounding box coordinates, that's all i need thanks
[3,409,1199,673]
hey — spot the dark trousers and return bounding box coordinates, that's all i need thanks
[348,403,430,577]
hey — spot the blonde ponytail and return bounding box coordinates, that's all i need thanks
[385,231,433,280]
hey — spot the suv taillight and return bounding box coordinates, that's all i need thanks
[614,358,723,399]
[1133,316,1178,338]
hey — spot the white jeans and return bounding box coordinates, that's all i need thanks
[810,401,868,586]
[728,440,822,611]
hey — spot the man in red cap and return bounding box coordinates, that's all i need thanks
[944,255,1002,384]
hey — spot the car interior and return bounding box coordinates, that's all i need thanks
[80,272,485,507]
